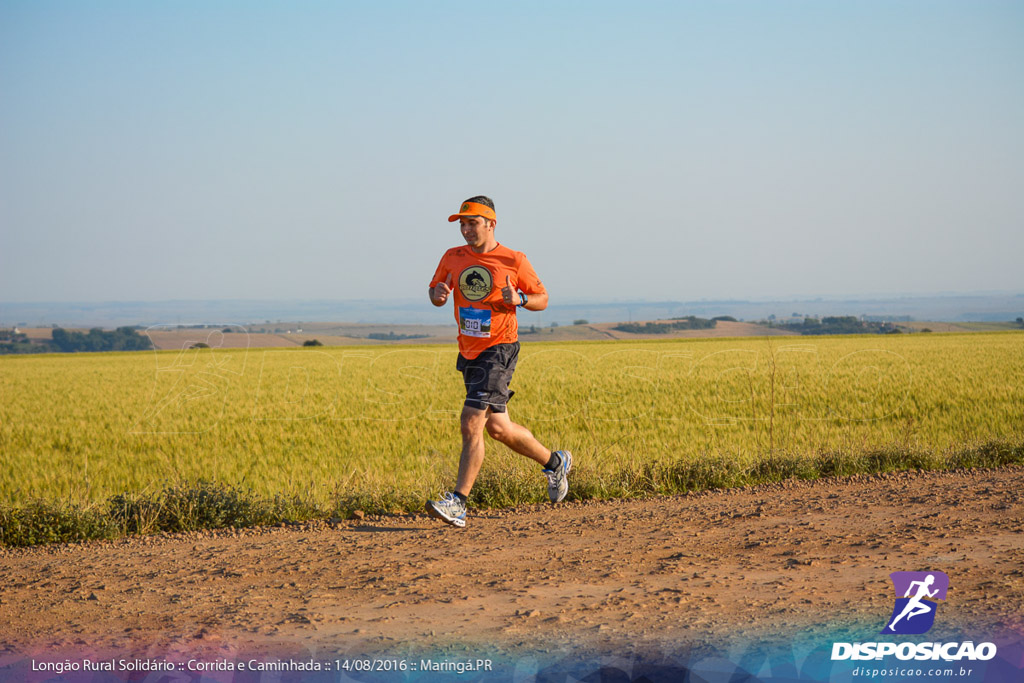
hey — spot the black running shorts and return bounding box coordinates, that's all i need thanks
[456,342,519,412]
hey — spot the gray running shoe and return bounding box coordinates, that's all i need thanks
[544,450,572,503]
[425,492,467,528]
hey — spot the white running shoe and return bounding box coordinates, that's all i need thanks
[544,450,572,503]
[425,492,467,528]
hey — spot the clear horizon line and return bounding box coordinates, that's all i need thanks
[2,289,1023,307]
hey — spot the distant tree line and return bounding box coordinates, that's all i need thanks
[1,326,153,354]
[0,329,44,355]
[49,327,153,352]
[613,316,716,334]
[0,329,28,343]
[769,316,902,336]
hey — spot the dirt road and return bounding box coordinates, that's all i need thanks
[2,467,1022,677]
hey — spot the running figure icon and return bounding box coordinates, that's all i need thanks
[881,570,949,635]
[887,574,939,631]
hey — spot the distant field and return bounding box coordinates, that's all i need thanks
[19,319,801,352]
[18,323,459,351]
[582,319,797,340]
[900,321,1023,333]
[19,319,1020,354]
[141,324,455,350]
[1,332,1021,511]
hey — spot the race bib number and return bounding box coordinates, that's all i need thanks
[459,307,491,338]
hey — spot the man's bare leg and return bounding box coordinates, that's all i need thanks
[484,410,550,465]
[455,405,490,497]
[456,407,553,496]
[487,408,572,504]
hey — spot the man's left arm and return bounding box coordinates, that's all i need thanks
[520,290,547,311]
[515,254,548,312]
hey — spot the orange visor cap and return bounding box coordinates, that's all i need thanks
[448,201,496,222]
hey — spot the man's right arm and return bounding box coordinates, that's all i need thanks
[429,254,453,306]
[429,273,454,306]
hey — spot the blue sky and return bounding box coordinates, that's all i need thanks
[2,1,1022,304]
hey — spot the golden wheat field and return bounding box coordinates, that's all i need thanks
[1,332,1021,509]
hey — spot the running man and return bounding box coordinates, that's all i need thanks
[888,574,939,631]
[425,195,571,528]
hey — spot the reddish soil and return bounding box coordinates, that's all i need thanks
[1,467,1022,668]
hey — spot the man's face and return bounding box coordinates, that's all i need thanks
[459,216,494,247]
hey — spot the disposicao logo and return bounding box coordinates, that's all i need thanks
[881,570,949,635]
[831,571,997,663]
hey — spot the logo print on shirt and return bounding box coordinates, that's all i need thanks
[459,266,492,302]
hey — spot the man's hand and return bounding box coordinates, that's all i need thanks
[431,274,454,306]
[501,275,522,306]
